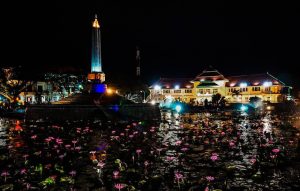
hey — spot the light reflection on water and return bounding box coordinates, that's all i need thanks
[0,111,300,190]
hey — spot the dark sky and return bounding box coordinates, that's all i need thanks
[1,1,300,91]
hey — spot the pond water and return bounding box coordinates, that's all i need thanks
[0,111,300,190]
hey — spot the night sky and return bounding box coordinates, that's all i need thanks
[2,1,300,92]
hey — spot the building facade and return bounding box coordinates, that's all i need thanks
[149,68,291,105]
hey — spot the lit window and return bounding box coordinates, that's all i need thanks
[163,89,170,94]
[185,89,192,93]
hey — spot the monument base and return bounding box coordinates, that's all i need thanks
[87,72,105,83]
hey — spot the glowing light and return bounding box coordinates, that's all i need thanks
[200,79,205,82]
[266,106,271,110]
[263,81,272,87]
[186,85,191,88]
[151,100,156,105]
[154,85,161,90]
[106,88,113,94]
[230,83,236,87]
[240,83,247,88]
[240,105,248,111]
[175,85,180,89]
[92,15,100,28]
[175,105,182,112]
[92,84,106,93]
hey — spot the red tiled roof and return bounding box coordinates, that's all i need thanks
[193,68,227,81]
[150,78,194,89]
[225,73,285,87]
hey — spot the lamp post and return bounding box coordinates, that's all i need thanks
[140,90,145,103]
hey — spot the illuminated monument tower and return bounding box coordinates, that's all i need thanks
[88,14,105,83]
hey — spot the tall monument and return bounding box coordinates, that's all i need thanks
[88,14,105,83]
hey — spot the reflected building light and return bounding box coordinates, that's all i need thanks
[240,83,247,88]
[154,85,161,90]
[263,81,272,87]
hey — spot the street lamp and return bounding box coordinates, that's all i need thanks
[140,90,146,103]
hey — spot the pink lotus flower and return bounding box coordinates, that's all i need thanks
[175,172,183,180]
[113,170,120,178]
[23,154,29,161]
[69,170,76,177]
[250,158,256,164]
[272,148,280,153]
[20,168,27,175]
[210,155,218,161]
[150,129,155,132]
[229,141,235,147]
[166,156,175,161]
[174,172,184,188]
[129,135,134,138]
[136,149,142,154]
[97,162,105,168]
[114,183,125,191]
[1,171,9,182]
[31,135,37,140]
[75,146,81,151]
[112,130,116,134]
[181,147,189,152]
[59,154,65,159]
[175,140,182,146]
[206,176,214,182]
[144,160,149,167]
[136,149,142,159]
[72,140,77,146]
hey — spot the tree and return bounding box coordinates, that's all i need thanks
[0,67,32,106]
[212,93,222,106]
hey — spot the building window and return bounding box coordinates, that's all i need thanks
[174,90,181,93]
[206,89,211,94]
[198,89,204,94]
[252,87,260,91]
[185,89,192,93]
[265,87,270,92]
[240,88,248,92]
[213,89,218,94]
[163,89,170,94]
